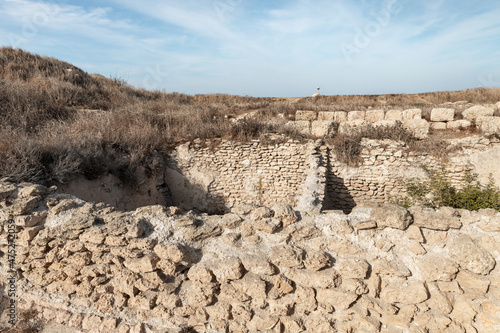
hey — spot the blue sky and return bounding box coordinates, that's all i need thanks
[1,0,500,97]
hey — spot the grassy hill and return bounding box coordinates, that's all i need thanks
[1,47,499,185]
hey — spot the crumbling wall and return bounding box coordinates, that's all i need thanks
[1,182,499,332]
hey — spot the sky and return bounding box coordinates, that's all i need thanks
[1,0,500,97]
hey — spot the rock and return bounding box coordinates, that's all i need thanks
[311,120,337,137]
[123,253,160,273]
[271,203,298,228]
[456,270,491,293]
[285,268,340,289]
[316,289,359,310]
[385,110,403,121]
[0,183,16,200]
[373,119,401,128]
[365,110,385,122]
[304,251,331,271]
[269,274,294,299]
[220,213,242,229]
[187,264,214,283]
[253,217,281,234]
[407,225,424,242]
[431,108,455,122]
[11,196,42,215]
[231,203,255,215]
[463,105,495,120]
[403,109,422,120]
[380,279,429,304]
[372,204,412,230]
[447,119,471,130]
[448,233,496,275]
[286,120,311,135]
[270,245,305,269]
[338,120,369,134]
[212,257,245,282]
[348,111,366,121]
[240,253,276,276]
[417,254,459,281]
[409,206,462,230]
[478,116,500,135]
[372,258,411,277]
[153,243,188,264]
[318,111,335,121]
[251,206,274,220]
[295,110,317,121]
[336,258,371,279]
[402,119,430,139]
[430,121,447,130]
[183,220,223,241]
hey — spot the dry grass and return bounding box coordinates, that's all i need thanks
[1,47,499,184]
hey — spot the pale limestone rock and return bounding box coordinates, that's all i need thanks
[0,182,16,199]
[430,121,447,130]
[187,264,214,283]
[456,270,491,293]
[14,211,47,227]
[348,111,366,121]
[220,213,242,229]
[240,253,276,276]
[385,110,403,121]
[129,291,157,310]
[285,268,340,289]
[372,258,411,277]
[311,120,337,137]
[407,225,424,242]
[123,253,159,273]
[448,119,472,130]
[206,302,232,321]
[232,272,268,301]
[318,111,335,121]
[333,111,348,123]
[365,110,385,122]
[251,206,274,220]
[294,285,317,314]
[341,278,369,295]
[286,120,311,135]
[380,280,429,304]
[253,217,281,233]
[304,250,331,271]
[409,206,462,230]
[270,244,305,269]
[373,119,401,128]
[448,233,496,275]
[269,274,294,299]
[181,280,217,307]
[231,203,255,215]
[372,204,412,230]
[463,105,495,120]
[271,202,298,228]
[431,108,455,122]
[478,116,500,135]
[417,254,459,281]
[336,258,371,279]
[316,288,359,310]
[295,110,317,121]
[212,257,245,282]
[450,298,478,324]
[403,109,422,120]
[338,120,369,134]
[182,220,223,241]
[426,282,454,314]
[403,119,430,139]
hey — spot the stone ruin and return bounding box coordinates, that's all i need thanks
[0,181,499,332]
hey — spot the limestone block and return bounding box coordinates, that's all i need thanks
[232,273,267,301]
[269,274,294,299]
[271,203,298,228]
[318,111,335,121]
[285,268,340,289]
[431,108,455,122]
[285,121,310,135]
[304,251,331,271]
[365,110,385,122]
[254,217,281,233]
[456,270,491,293]
[371,204,412,230]
[212,257,245,282]
[403,119,430,139]
[338,120,369,134]
[372,258,411,278]
[496,101,500,111]
[373,119,401,128]
[380,280,429,304]
[448,233,496,275]
[270,244,304,269]
[336,258,371,279]
[241,253,276,275]
[311,120,337,137]
[187,264,214,283]
[385,110,403,121]
[447,119,471,130]
[348,111,366,121]
[430,122,447,130]
[463,105,495,120]
[333,111,348,123]
[295,110,317,121]
[407,225,424,242]
[409,206,462,230]
[450,298,478,324]
[251,206,273,220]
[316,289,359,310]
[403,109,422,120]
[123,253,160,273]
[478,116,500,135]
[417,254,459,281]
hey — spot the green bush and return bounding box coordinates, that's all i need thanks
[398,165,500,210]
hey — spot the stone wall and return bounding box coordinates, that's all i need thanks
[1,182,499,332]
[164,135,500,214]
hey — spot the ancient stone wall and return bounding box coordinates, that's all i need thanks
[1,182,499,332]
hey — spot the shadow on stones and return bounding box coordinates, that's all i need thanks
[322,147,356,214]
